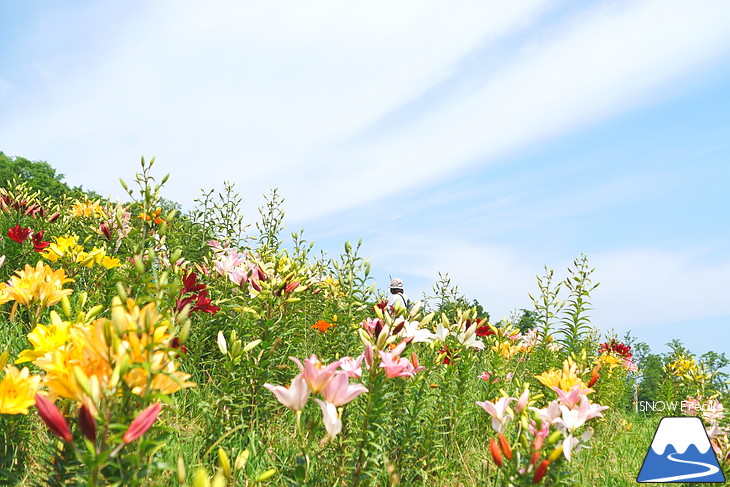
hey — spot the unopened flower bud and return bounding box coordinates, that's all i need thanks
[256,468,276,482]
[547,444,563,462]
[100,221,112,240]
[78,405,97,442]
[35,394,73,442]
[498,433,513,460]
[242,339,261,353]
[532,459,550,484]
[177,455,187,484]
[489,438,503,468]
[217,331,228,356]
[123,403,162,443]
[234,449,250,471]
[211,472,225,487]
[218,448,231,478]
[193,468,210,487]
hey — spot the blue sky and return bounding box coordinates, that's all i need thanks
[1,0,729,359]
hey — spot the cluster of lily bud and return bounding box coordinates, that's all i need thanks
[0,192,59,221]
[217,330,261,362]
[488,424,564,484]
[34,393,161,453]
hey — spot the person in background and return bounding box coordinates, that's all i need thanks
[388,277,411,311]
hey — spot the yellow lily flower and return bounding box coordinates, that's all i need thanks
[0,365,42,415]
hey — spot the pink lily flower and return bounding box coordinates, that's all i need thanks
[339,355,364,378]
[476,396,515,433]
[320,371,368,407]
[290,355,342,393]
[379,350,415,379]
[478,371,498,383]
[264,374,311,412]
[552,384,593,409]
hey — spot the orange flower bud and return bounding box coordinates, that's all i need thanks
[35,394,73,442]
[588,364,601,387]
[532,459,550,484]
[498,433,513,461]
[489,438,503,468]
[531,451,541,466]
[123,403,162,444]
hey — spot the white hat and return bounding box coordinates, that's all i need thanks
[389,277,404,290]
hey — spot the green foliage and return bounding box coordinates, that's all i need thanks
[0,152,93,200]
[1,154,729,486]
[558,254,599,353]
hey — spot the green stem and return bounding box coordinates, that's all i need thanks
[352,364,380,486]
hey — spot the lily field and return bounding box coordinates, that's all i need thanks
[0,156,728,486]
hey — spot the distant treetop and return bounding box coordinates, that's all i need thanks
[0,152,96,199]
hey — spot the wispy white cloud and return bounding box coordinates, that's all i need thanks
[308,0,730,221]
[0,0,554,206]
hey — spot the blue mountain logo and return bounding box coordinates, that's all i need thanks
[637,416,725,483]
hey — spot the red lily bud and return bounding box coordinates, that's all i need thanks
[489,438,503,468]
[47,212,60,223]
[249,278,262,293]
[374,322,384,339]
[123,403,162,443]
[35,394,73,442]
[392,319,405,335]
[100,221,112,240]
[257,267,267,281]
[78,405,97,442]
[284,280,300,293]
[530,451,541,465]
[532,459,550,484]
[498,433,513,460]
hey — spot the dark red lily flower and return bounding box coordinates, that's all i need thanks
[475,325,495,337]
[170,337,188,355]
[439,346,458,365]
[32,231,50,252]
[175,294,195,313]
[598,339,632,360]
[191,289,220,314]
[7,224,32,243]
[123,403,162,444]
[375,301,388,311]
[34,394,73,442]
[181,270,206,295]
